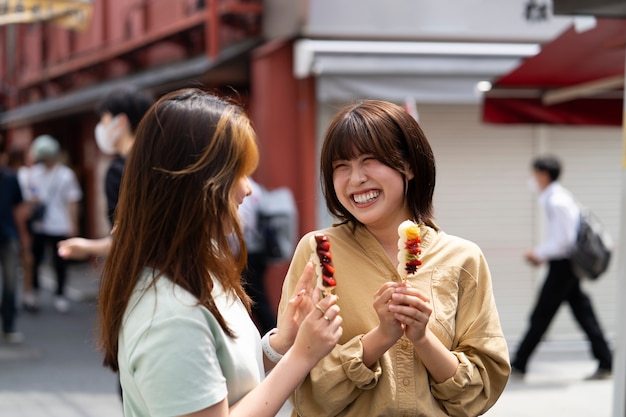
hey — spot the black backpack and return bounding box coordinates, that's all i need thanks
[569,208,612,280]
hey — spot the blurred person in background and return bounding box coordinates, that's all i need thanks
[0,147,30,343]
[512,155,612,380]
[238,177,276,334]
[58,86,153,260]
[7,149,35,310]
[24,135,82,313]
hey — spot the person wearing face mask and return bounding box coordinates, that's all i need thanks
[57,87,153,260]
[511,155,613,380]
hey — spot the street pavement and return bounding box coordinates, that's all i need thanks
[0,262,614,417]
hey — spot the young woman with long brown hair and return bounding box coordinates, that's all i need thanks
[98,88,342,417]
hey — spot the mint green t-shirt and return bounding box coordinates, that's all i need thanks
[118,269,264,416]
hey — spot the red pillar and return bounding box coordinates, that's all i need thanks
[249,39,317,311]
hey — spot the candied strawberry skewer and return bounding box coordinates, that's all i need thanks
[310,233,336,297]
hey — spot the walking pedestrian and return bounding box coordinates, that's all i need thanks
[511,155,613,380]
[6,149,35,311]
[24,135,82,313]
[0,148,31,342]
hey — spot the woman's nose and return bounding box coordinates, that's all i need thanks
[349,165,366,185]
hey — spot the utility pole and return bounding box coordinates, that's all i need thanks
[613,48,626,417]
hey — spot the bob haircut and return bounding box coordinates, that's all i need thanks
[99,88,258,371]
[320,100,436,226]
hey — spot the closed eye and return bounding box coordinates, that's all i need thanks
[332,161,348,170]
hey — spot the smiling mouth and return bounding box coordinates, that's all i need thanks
[352,191,380,204]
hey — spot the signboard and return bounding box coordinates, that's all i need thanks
[0,0,92,30]
[554,0,626,17]
[306,0,572,42]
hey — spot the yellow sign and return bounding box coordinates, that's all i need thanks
[0,0,92,30]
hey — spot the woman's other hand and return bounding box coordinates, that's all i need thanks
[373,282,404,343]
[291,294,342,366]
[389,285,432,343]
[273,261,317,354]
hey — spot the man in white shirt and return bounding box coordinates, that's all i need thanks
[512,155,612,380]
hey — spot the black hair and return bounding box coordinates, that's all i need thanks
[532,155,561,182]
[96,86,154,134]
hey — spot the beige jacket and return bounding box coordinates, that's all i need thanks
[279,223,510,417]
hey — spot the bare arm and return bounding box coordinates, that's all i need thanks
[181,294,343,417]
[58,236,112,259]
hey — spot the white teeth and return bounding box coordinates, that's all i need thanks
[353,191,379,204]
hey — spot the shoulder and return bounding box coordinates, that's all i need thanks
[105,158,125,184]
[545,183,575,205]
[426,228,487,276]
[57,164,78,181]
[126,271,211,335]
[107,157,125,174]
[61,164,76,174]
[0,168,17,182]
[428,227,481,253]
[297,223,356,248]
[29,164,44,178]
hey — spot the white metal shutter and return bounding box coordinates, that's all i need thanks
[419,104,538,344]
[420,104,621,347]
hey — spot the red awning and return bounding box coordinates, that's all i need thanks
[483,18,626,126]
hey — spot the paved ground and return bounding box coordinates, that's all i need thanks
[0,262,615,417]
[486,344,613,416]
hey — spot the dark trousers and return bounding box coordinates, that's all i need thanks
[245,252,276,335]
[32,233,68,297]
[0,240,19,333]
[513,259,612,372]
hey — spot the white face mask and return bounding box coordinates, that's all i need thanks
[527,176,540,194]
[94,115,124,155]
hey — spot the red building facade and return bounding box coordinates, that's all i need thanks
[0,0,316,307]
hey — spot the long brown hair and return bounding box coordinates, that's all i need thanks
[98,88,258,371]
[320,100,436,226]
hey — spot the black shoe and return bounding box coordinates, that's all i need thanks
[3,332,24,344]
[510,365,526,379]
[585,368,612,381]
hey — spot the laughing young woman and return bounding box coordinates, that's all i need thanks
[278,100,510,417]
